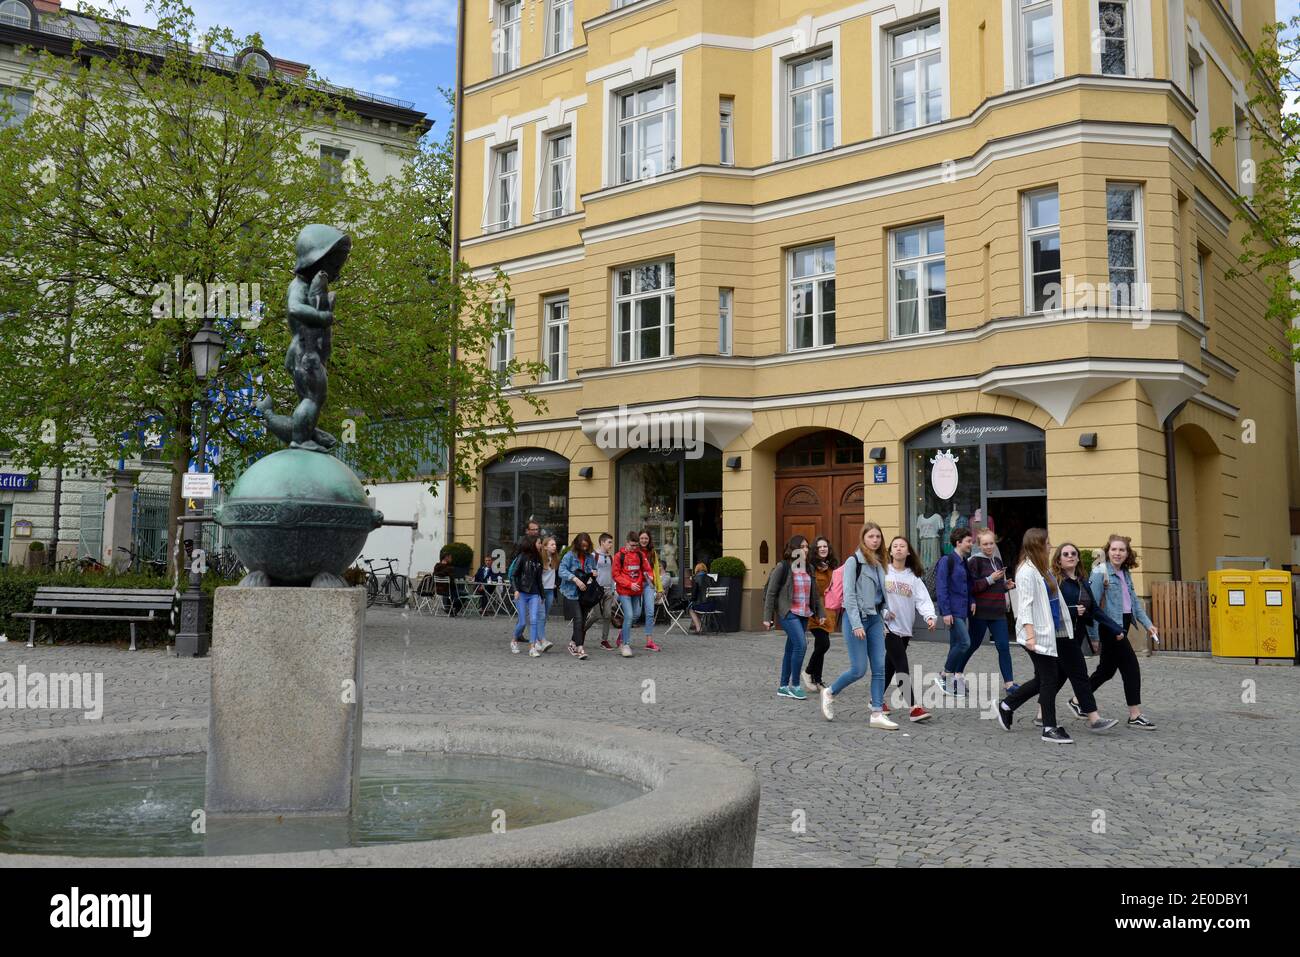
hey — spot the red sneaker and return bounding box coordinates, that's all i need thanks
[600,639,614,651]
[909,707,932,723]
[645,639,661,652]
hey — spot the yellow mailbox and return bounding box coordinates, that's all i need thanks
[1252,570,1296,661]
[1208,570,1256,659]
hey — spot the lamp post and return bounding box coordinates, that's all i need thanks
[175,319,225,658]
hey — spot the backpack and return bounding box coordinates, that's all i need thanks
[823,556,866,612]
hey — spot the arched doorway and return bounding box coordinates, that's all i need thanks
[775,431,864,561]
[1173,424,1224,579]
[481,448,570,572]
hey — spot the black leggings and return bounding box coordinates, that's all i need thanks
[1090,613,1141,707]
[565,597,587,647]
[1003,647,1064,727]
[805,628,830,683]
[883,632,913,706]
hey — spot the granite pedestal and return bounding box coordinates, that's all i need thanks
[206,587,365,816]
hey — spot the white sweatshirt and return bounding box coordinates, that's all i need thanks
[882,565,937,637]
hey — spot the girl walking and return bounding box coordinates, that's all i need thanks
[958,529,1018,692]
[882,536,937,722]
[801,537,838,693]
[540,535,560,621]
[612,532,648,658]
[1070,535,1159,729]
[763,535,824,700]
[558,533,597,660]
[820,523,896,730]
[510,536,548,657]
[636,530,664,652]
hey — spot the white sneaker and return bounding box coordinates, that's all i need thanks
[539,640,554,653]
[933,675,955,697]
[528,645,542,658]
[510,641,520,655]
[621,644,633,658]
[801,673,818,694]
[955,674,968,697]
[869,711,899,731]
[820,688,835,721]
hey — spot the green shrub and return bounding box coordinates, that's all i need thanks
[27,541,44,551]
[441,542,473,568]
[1079,548,1096,572]
[710,556,747,578]
[0,567,186,647]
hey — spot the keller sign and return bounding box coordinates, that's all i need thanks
[0,473,36,491]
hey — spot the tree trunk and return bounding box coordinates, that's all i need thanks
[168,413,191,576]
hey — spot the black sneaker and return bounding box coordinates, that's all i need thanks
[996,701,1013,732]
[1087,717,1119,732]
[1041,726,1074,744]
[1127,714,1157,730]
[1066,698,1085,719]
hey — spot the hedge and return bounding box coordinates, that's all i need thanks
[0,567,239,647]
[710,556,748,578]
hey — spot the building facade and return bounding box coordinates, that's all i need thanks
[457,0,1296,625]
[0,0,433,571]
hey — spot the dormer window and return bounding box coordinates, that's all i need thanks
[237,49,273,74]
[0,1,32,29]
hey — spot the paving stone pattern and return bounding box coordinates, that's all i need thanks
[2,610,1297,868]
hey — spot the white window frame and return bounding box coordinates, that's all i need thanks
[547,0,574,57]
[0,84,32,129]
[787,242,836,352]
[719,288,734,355]
[719,96,735,166]
[889,221,946,338]
[1006,0,1063,89]
[0,1,31,29]
[319,145,349,185]
[1105,183,1145,309]
[1196,248,1210,348]
[494,0,522,76]
[1095,1,1133,76]
[786,48,835,159]
[887,17,943,133]
[613,260,676,365]
[1234,105,1254,200]
[1186,44,1208,155]
[543,295,570,382]
[1023,187,1061,313]
[486,142,520,233]
[613,76,677,186]
[537,128,573,220]
[491,301,516,383]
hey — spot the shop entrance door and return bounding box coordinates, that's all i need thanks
[775,431,864,561]
[985,492,1047,574]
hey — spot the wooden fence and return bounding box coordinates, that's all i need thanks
[1150,580,1210,654]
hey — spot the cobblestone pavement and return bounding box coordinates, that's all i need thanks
[2,610,1298,867]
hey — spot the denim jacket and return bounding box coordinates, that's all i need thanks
[841,550,886,633]
[557,550,597,601]
[1087,564,1153,638]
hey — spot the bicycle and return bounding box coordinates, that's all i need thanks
[213,546,245,580]
[361,556,409,608]
[116,545,167,576]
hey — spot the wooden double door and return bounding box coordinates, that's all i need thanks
[776,472,864,563]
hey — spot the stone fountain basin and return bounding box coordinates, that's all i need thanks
[0,714,760,867]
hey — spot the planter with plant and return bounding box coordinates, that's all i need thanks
[25,541,45,569]
[709,556,748,633]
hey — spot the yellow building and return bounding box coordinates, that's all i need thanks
[454,0,1298,626]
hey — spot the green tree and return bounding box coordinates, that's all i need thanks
[1211,16,1297,360]
[0,2,539,569]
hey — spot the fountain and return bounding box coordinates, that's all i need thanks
[0,226,759,866]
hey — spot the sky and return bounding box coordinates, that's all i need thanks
[78,0,460,132]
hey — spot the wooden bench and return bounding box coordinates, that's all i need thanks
[12,587,176,651]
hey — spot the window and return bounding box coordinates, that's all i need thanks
[539,129,572,219]
[788,51,834,158]
[547,0,574,56]
[614,261,675,363]
[1106,184,1143,308]
[889,19,942,132]
[487,144,519,232]
[1235,107,1253,199]
[789,243,836,350]
[1023,188,1060,312]
[1187,46,1203,146]
[319,146,349,185]
[891,222,946,337]
[611,0,640,8]
[242,51,272,74]
[495,0,522,75]
[491,301,515,383]
[543,296,569,382]
[719,96,735,166]
[1097,1,1132,76]
[1196,248,1210,348]
[1020,0,1055,86]
[616,79,676,184]
[719,288,734,355]
[0,86,31,129]
[0,1,31,28]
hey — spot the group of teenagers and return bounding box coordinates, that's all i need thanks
[503,520,714,660]
[761,521,1160,743]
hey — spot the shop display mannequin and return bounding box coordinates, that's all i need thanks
[916,512,943,567]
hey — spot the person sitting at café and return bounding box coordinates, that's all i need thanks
[433,552,463,616]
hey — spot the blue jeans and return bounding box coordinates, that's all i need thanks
[778,612,808,688]
[830,614,886,710]
[516,593,544,644]
[544,588,556,617]
[942,616,971,673]
[617,593,654,644]
[960,616,1014,682]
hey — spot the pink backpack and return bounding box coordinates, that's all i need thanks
[822,558,865,612]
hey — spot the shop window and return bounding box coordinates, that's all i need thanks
[617,446,723,579]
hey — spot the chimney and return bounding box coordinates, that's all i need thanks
[32,1,63,13]
[273,57,309,77]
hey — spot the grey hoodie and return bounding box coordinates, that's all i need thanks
[842,549,886,633]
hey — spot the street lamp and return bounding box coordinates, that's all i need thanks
[175,319,226,658]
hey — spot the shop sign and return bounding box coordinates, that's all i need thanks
[0,473,36,491]
[493,450,570,472]
[12,519,33,538]
[929,450,960,500]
